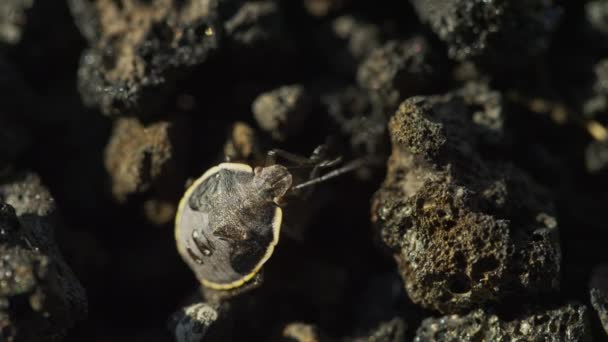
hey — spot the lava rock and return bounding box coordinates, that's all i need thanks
[586,1,608,37]
[415,303,591,341]
[585,139,608,173]
[224,0,289,57]
[223,121,260,163]
[171,302,220,342]
[0,173,87,341]
[410,0,561,66]
[72,0,222,117]
[372,84,560,313]
[0,0,34,45]
[252,85,312,141]
[590,265,608,336]
[104,116,187,209]
[357,37,444,112]
[583,59,608,120]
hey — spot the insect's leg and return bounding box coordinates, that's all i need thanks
[308,144,329,163]
[298,156,341,194]
[291,157,373,191]
[266,149,317,166]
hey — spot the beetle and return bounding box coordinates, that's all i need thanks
[175,148,366,290]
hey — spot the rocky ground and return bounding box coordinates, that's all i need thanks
[0,0,607,341]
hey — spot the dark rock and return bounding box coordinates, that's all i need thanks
[410,0,561,66]
[223,121,260,163]
[252,85,312,141]
[583,59,608,120]
[586,1,608,36]
[0,173,87,341]
[104,116,187,223]
[585,139,608,173]
[170,302,220,342]
[224,0,287,55]
[590,265,608,336]
[357,37,444,113]
[415,303,591,342]
[72,0,222,117]
[0,0,34,45]
[372,84,560,313]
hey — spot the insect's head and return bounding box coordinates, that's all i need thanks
[252,165,293,204]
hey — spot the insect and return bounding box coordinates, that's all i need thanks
[175,147,366,290]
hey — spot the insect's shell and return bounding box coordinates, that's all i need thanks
[175,163,282,290]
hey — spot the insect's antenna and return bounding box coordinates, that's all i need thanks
[290,158,369,191]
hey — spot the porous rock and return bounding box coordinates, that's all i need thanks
[104,116,185,203]
[586,0,608,37]
[372,83,560,313]
[0,0,34,45]
[223,121,259,163]
[0,173,87,341]
[252,85,312,141]
[358,37,443,112]
[410,0,561,66]
[224,0,288,56]
[172,302,219,342]
[582,59,608,120]
[72,0,222,117]
[590,264,608,336]
[414,303,591,342]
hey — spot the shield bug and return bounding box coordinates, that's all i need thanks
[175,147,367,290]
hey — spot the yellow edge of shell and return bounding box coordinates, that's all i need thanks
[175,163,281,291]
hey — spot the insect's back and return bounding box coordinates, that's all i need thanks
[175,165,281,289]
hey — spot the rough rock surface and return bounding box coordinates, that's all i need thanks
[0,173,87,341]
[372,84,561,313]
[590,265,608,336]
[252,85,312,141]
[414,303,591,342]
[104,116,185,204]
[410,0,561,65]
[171,302,219,342]
[358,37,443,112]
[0,0,34,45]
[71,0,222,117]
